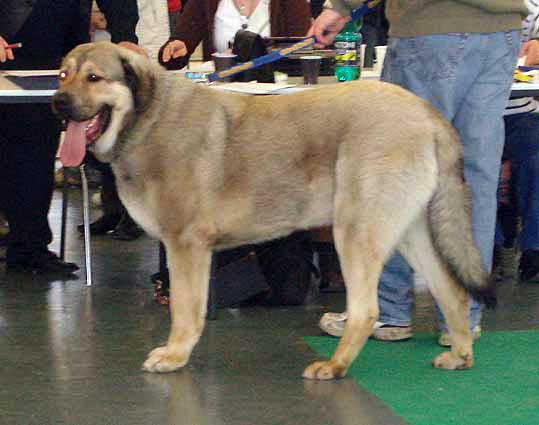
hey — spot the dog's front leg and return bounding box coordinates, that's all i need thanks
[143,242,212,373]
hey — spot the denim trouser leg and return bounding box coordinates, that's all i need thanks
[378,32,520,330]
[378,253,414,326]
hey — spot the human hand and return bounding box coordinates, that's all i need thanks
[118,41,148,57]
[520,39,539,66]
[90,11,107,32]
[307,9,349,47]
[0,36,15,63]
[161,40,188,62]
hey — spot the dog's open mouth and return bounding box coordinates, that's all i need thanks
[59,106,112,167]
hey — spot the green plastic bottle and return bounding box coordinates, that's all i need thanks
[334,19,362,82]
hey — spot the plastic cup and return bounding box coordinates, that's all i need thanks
[212,53,237,82]
[374,45,387,75]
[300,55,322,85]
[360,44,366,71]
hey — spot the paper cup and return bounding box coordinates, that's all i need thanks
[300,55,322,85]
[212,53,237,82]
[374,45,387,75]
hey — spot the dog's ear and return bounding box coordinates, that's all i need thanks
[117,48,156,113]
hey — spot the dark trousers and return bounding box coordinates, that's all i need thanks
[0,104,62,261]
[85,153,125,218]
[495,112,539,251]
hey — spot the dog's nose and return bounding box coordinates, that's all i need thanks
[51,91,72,117]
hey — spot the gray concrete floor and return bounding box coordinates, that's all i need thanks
[1,188,539,425]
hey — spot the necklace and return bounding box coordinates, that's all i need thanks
[235,0,250,28]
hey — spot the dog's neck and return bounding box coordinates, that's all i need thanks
[110,66,173,162]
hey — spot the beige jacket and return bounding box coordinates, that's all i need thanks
[329,0,526,36]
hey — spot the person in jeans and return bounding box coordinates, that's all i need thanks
[310,0,524,345]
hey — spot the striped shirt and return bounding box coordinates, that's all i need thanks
[506,1,539,115]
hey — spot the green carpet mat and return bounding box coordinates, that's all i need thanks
[305,330,539,425]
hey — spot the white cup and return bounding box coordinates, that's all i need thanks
[360,44,366,71]
[374,45,387,75]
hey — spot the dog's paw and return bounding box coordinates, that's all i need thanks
[432,351,473,370]
[142,346,188,373]
[303,361,347,380]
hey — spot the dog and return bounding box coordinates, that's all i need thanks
[52,42,495,380]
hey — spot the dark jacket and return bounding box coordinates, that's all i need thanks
[158,0,311,70]
[0,0,138,70]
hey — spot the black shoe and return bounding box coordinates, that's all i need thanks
[7,250,79,275]
[77,214,121,235]
[110,214,144,241]
[519,249,539,282]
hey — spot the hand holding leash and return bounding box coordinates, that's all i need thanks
[308,0,382,47]
[207,0,381,82]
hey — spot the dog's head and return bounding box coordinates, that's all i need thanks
[52,41,156,165]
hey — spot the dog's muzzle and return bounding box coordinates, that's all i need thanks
[51,91,74,120]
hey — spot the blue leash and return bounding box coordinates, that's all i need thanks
[207,0,382,83]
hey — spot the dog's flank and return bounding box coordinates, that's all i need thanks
[53,41,491,380]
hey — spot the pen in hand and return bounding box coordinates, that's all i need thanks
[0,41,21,62]
[5,42,23,50]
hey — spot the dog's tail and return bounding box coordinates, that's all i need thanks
[428,120,497,308]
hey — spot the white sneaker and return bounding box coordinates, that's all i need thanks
[319,312,348,337]
[372,321,413,341]
[438,325,482,347]
[319,312,413,340]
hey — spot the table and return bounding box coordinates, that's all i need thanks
[510,82,539,98]
[3,73,538,100]
[0,73,58,103]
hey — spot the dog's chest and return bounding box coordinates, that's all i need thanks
[120,188,161,238]
[113,168,162,239]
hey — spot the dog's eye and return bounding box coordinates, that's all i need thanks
[59,70,68,81]
[87,74,103,83]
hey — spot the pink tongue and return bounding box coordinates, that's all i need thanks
[59,121,90,167]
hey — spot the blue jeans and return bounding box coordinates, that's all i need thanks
[378,32,520,331]
[495,112,539,251]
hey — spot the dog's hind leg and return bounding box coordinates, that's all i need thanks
[143,241,212,373]
[398,213,473,370]
[303,168,432,380]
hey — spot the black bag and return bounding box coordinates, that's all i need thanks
[256,232,318,306]
[213,231,317,307]
[231,29,274,83]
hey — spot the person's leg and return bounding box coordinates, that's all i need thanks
[1,105,55,257]
[444,31,520,332]
[497,159,519,249]
[377,253,414,326]
[0,104,78,273]
[78,154,124,234]
[504,112,539,280]
[376,35,468,335]
[493,155,520,279]
[385,32,518,333]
